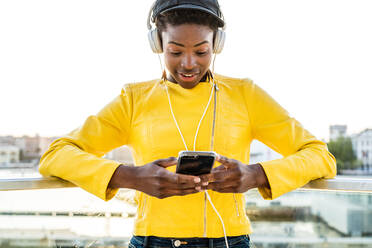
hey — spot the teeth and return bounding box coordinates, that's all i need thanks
[182,74,193,77]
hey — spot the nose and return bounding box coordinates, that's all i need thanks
[181,54,196,70]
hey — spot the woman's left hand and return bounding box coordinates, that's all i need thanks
[198,155,269,193]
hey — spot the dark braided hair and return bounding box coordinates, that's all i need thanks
[155,9,221,34]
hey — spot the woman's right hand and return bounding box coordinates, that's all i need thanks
[109,157,201,199]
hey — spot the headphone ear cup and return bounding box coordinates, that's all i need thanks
[148,28,163,53]
[213,29,226,54]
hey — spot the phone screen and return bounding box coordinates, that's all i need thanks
[176,155,215,176]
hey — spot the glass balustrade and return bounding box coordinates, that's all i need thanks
[1,169,372,248]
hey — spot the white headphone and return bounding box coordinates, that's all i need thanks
[147,2,226,54]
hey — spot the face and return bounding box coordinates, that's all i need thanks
[162,24,214,89]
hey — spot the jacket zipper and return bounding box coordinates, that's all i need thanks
[203,191,207,237]
[141,195,147,217]
[233,193,240,217]
[203,83,217,237]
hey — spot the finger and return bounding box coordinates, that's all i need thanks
[157,169,200,189]
[199,167,234,183]
[216,153,222,161]
[155,157,177,168]
[213,186,237,193]
[216,155,237,169]
[201,180,235,192]
[211,164,226,172]
[164,188,200,198]
[196,175,210,190]
[216,154,229,163]
[209,169,236,182]
[204,180,238,191]
[169,173,201,187]
[199,173,215,183]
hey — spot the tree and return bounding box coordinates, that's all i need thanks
[327,137,361,171]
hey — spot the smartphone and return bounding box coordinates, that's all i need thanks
[176,151,217,176]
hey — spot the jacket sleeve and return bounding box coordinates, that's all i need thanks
[244,81,337,200]
[39,85,133,201]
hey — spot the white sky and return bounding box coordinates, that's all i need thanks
[1,0,371,140]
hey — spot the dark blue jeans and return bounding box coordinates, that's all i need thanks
[129,235,250,248]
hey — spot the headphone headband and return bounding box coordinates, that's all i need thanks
[147,1,226,54]
[147,2,156,30]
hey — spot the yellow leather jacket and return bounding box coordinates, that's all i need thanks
[39,74,336,237]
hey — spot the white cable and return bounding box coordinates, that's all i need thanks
[162,54,229,247]
[193,83,215,151]
[165,78,215,151]
[166,80,229,247]
[207,54,229,248]
[205,190,229,248]
[157,54,164,73]
[165,85,189,151]
[211,53,217,75]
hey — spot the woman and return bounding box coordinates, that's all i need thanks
[39,0,336,247]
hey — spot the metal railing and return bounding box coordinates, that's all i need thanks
[1,176,372,192]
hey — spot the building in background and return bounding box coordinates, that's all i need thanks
[0,135,58,166]
[39,136,58,155]
[330,125,347,141]
[0,136,16,146]
[14,135,41,162]
[329,125,372,170]
[249,140,282,164]
[0,145,20,164]
[105,146,134,164]
[351,129,372,169]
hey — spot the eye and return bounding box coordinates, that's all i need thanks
[170,51,182,56]
[196,50,208,56]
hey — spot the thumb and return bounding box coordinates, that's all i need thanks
[154,157,177,168]
[216,155,236,169]
[211,164,226,172]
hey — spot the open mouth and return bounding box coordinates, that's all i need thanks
[178,72,198,82]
